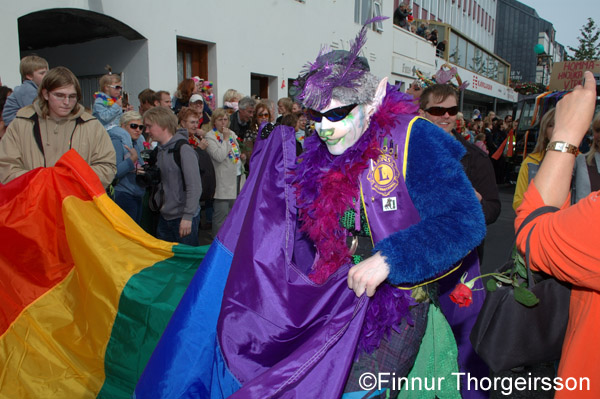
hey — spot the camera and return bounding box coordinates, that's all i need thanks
[136,164,161,188]
[140,148,155,163]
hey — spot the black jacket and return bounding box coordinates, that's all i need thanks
[453,130,501,225]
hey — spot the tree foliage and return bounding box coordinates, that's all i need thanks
[567,17,600,61]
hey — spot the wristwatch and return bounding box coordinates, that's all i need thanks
[546,141,578,155]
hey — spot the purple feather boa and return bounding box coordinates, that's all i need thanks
[357,285,417,356]
[293,85,420,353]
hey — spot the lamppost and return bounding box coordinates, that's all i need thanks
[534,44,552,87]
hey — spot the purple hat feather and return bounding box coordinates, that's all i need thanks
[296,16,389,110]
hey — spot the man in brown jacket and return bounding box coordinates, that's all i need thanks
[0,67,115,187]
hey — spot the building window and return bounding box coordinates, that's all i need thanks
[176,38,208,83]
[251,74,270,99]
[423,8,428,20]
[354,0,383,31]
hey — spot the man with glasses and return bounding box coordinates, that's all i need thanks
[0,66,116,188]
[419,84,500,234]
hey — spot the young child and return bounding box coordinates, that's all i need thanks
[93,68,123,130]
[474,133,489,154]
[2,55,48,126]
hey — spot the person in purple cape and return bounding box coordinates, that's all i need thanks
[135,17,486,399]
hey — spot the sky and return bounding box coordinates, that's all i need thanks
[519,0,599,55]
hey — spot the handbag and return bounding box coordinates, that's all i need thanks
[470,206,571,373]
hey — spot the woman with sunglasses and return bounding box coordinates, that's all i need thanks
[107,111,146,223]
[93,68,124,130]
[245,103,271,160]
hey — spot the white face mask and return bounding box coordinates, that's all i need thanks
[315,99,370,155]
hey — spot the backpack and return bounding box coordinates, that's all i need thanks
[148,138,197,192]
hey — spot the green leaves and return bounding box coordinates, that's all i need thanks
[486,278,498,292]
[483,255,540,307]
[514,285,540,307]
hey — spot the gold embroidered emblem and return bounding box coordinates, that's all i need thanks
[367,153,400,196]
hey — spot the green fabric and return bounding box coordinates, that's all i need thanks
[97,244,209,399]
[396,304,461,399]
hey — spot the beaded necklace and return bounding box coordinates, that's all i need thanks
[213,128,241,163]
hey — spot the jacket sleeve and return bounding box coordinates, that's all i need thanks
[111,137,135,180]
[92,98,122,127]
[206,132,233,163]
[87,120,117,187]
[515,180,600,290]
[2,83,38,126]
[374,120,486,285]
[0,120,30,183]
[179,145,202,220]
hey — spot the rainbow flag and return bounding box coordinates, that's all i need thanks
[0,150,206,398]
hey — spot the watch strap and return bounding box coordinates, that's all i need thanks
[546,141,578,155]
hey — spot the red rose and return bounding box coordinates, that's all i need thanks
[450,283,473,307]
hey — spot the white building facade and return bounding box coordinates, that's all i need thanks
[1,0,512,113]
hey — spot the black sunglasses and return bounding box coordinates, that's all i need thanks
[424,106,459,116]
[109,85,123,90]
[306,104,357,122]
[129,123,144,130]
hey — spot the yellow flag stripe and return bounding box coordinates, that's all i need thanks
[0,194,172,398]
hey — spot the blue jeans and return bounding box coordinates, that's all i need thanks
[156,211,201,246]
[114,191,143,224]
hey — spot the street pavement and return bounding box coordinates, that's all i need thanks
[482,184,555,399]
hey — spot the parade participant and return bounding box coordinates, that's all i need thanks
[136,17,485,399]
[0,66,116,187]
[418,82,497,398]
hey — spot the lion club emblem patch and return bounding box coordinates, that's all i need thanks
[367,152,400,196]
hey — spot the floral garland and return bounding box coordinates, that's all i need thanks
[93,91,117,107]
[213,129,241,163]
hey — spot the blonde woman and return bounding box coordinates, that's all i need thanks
[205,108,246,236]
[573,113,600,203]
[512,108,555,210]
[93,68,123,130]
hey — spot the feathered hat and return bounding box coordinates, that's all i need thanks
[294,16,388,110]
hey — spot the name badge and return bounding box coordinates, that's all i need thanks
[382,197,397,211]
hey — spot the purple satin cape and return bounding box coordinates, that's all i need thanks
[216,125,369,398]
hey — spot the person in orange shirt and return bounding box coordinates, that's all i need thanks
[515,70,598,398]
